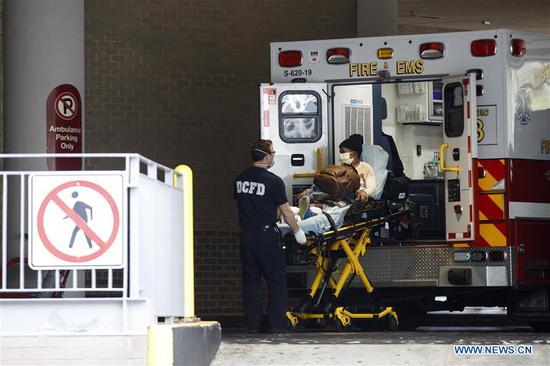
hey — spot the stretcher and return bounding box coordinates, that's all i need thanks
[285,200,409,331]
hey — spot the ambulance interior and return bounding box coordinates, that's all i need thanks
[332,81,447,241]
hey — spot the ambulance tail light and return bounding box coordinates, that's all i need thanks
[419,42,445,59]
[471,39,497,57]
[454,204,463,214]
[327,48,351,64]
[466,68,484,80]
[279,50,303,68]
[511,39,526,57]
[488,250,506,262]
[476,85,485,96]
[471,251,487,262]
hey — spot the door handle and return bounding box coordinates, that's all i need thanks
[439,143,460,173]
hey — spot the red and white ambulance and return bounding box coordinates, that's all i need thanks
[260,29,550,330]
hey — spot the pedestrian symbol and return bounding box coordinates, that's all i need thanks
[29,174,124,269]
[66,191,94,249]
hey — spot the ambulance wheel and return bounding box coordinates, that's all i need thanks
[529,321,550,332]
[386,316,399,332]
[394,304,426,330]
[395,312,421,331]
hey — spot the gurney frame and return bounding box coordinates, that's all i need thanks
[285,206,406,331]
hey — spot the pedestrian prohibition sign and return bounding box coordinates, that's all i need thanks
[29,174,124,269]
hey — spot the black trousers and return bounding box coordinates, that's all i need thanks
[240,225,288,331]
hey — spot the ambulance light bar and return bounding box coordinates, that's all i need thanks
[453,250,505,263]
[377,48,394,59]
[279,50,303,68]
[453,252,470,262]
[471,251,487,262]
[471,39,497,57]
[511,39,526,57]
[419,42,444,59]
[327,48,351,64]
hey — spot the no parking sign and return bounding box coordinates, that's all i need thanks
[29,173,125,269]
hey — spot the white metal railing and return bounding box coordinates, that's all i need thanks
[0,153,192,334]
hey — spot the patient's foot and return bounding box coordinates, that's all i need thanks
[298,195,310,220]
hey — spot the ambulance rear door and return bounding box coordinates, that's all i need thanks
[441,74,478,242]
[260,83,328,202]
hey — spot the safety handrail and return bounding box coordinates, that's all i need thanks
[439,143,460,173]
[293,148,324,179]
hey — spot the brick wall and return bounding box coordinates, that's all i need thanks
[194,231,242,314]
[84,0,356,316]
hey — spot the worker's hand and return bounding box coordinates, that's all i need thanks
[356,190,369,201]
[293,229,307,245]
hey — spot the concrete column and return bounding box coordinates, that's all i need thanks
[4,0,84,277]
[5,0,85,170]
[356,0,398,37]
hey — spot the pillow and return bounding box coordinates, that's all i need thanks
[361,144,389,200]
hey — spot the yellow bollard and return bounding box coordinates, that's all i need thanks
[174,165,195,319]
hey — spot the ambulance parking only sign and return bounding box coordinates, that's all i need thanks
[29,173,124,269]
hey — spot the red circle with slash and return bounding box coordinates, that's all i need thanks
[54,92,78,121]
[37,180,120,262]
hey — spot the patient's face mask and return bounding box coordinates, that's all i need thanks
[339,152,354,165]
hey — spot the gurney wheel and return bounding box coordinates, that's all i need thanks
[285,311,299,330]
[335,318,352,332]
[386,315,399,332]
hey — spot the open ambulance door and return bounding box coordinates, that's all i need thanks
[441,74,477,242]
[260,83,328,203]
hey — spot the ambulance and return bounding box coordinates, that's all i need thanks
[260,29,550,330]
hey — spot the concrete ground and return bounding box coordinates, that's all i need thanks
[0,335,147,366]
[211,314,550,366]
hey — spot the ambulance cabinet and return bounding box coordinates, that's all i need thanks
[396,81,442,124]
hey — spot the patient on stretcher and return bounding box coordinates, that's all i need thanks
[277,199,352,237]
[278,136,390,237]
[299,134,376,202]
